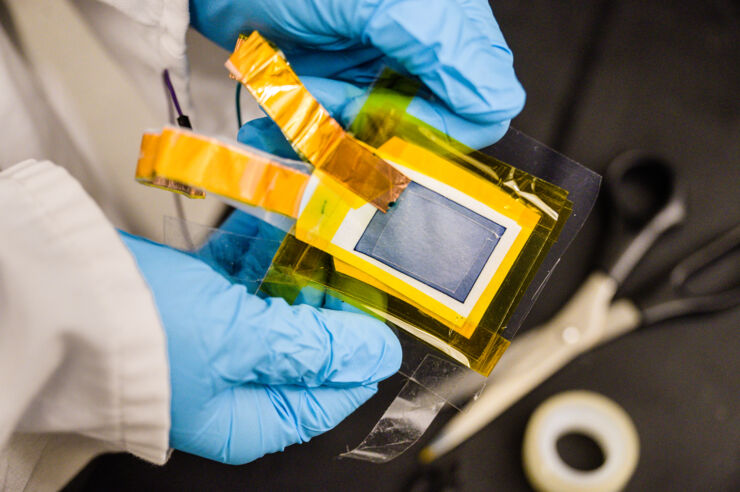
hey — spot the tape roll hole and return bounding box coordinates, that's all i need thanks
[556,431,606,472]
[522,391,639,492]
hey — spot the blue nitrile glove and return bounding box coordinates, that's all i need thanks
[189,0,525,150]
[119,230,402,464]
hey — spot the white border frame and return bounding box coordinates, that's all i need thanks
[330,162,522,318]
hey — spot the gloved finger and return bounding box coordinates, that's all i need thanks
[293,284,328,307]
[322,271,389,316]
[269,383,379,446]
[175,382,378,465]
[293,285,385,318]
[239,75,507,154]
[220,234,284,291]
[237,383,379,464]
[293,284,385,318]
[354,0,525,127]
[404,96,511,148]
[301,76,508,149]
[286,44,388,85]
[456,0,511,46]
[296,76,367,119]
[217,208,284,239]
[206,295,402,388]
[322,293,364,314]
[194,0,523,135]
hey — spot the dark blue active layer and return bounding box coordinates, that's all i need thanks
[355,182,506,302]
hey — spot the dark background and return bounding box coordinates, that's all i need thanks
[66,0,739,490]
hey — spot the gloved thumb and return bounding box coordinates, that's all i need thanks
[238,75,510,150]
[205,293,402,389]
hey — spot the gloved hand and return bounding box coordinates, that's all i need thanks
[119,230,402,465]
[189,0,525,150]
[195,210,386,309]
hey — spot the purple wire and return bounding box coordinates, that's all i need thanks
[163,69,184,117]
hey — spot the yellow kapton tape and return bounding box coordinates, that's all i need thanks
[225,31,410,212]
[135,127,309,218]
[136,133,206,198]
[295,137,541,338]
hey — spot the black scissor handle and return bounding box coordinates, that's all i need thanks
[605,151,687,285]
[670,223,740,295]
[641,223,740,325]
[606,150,681,225]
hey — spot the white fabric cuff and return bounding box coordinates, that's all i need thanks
[0,160,170,465]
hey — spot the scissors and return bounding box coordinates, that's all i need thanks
[420,151,740,462]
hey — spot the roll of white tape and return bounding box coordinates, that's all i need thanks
[522,391,639,492]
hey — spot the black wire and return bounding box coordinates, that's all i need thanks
[163,69,192,129]
[161,69,195,249]
[163,69,184,117]
[236,82,243,128]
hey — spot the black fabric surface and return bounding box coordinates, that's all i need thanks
[65,0,739,490]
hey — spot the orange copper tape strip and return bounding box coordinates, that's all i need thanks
[225,31,410,212]
[136,127,310,218]
[136,132,207,198]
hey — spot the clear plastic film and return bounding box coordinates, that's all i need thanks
[225,32,410,211]
[258,71,576,376]
[145,32,600,463]
[163,216,285,291]
[246,65,596,461]
[338,329,488,463]
[347,71,575,343]
[162,217,487,464]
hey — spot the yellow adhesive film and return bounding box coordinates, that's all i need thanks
[134,40,580,377]
[225,31,410,212]
[348,70,574,341]
[295,137,540,338]
[136,127,310,218]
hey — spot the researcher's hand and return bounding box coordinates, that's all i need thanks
[189,0,525,150]
[119,231,402,464]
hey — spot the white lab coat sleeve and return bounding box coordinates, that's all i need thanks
[0,160,170,491]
